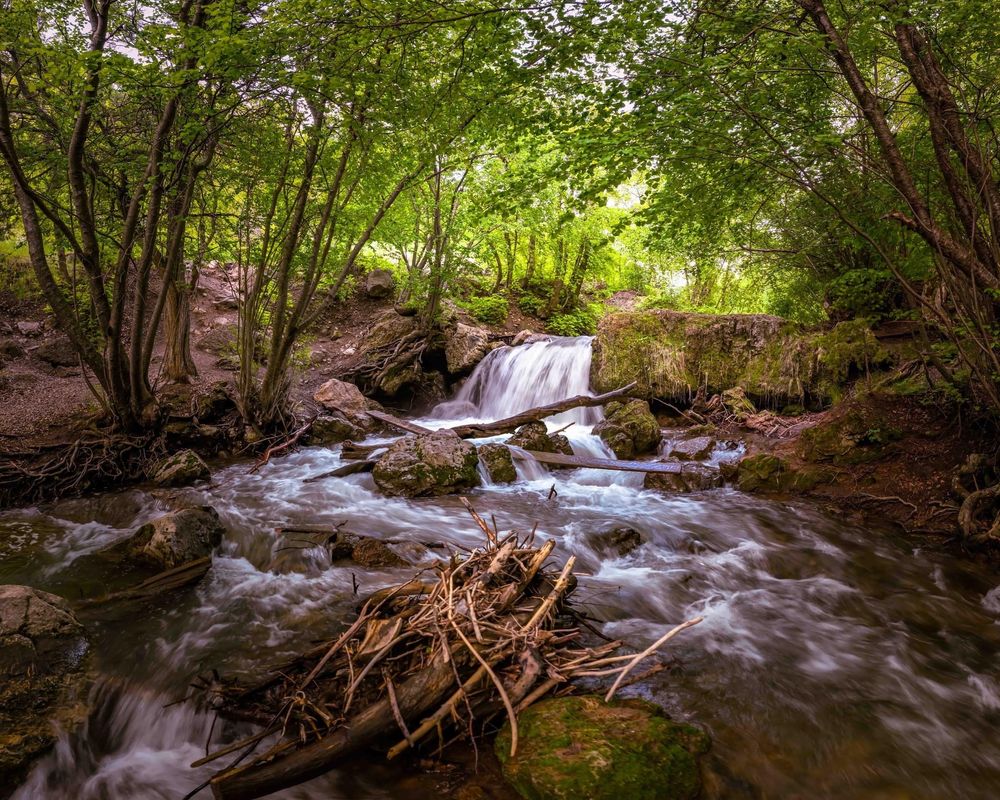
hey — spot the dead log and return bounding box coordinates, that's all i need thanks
[512,449,686,475]
[364,410,433,435]
[449,382,637,438]
[302,460,375,483]
[75,556,212,608]
[210,658,460,800]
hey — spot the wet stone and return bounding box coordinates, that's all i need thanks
[150,449,211,486]
[587,526,645,557]
[478,443,517,483]
[669,436,716,461]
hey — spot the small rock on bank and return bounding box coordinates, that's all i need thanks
[496,695,709,800]
[0,586,91,787]
[150,449,210,487]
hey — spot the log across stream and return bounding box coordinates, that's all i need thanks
[4,336,1000,799]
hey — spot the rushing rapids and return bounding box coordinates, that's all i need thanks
[3,336,1000,799]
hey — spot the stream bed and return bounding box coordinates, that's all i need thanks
[3,337,1000,799]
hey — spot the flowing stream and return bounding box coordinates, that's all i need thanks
[3,336,1000,798]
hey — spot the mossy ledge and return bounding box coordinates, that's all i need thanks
[590,310,888,409]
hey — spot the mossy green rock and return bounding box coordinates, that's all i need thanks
[150,449,210,486]
[508,422,573,456]
[478,443,517,483]
[496,696,709,800]
[591,311,889,408]
[373,430,480,497]
[736,453,831,493]
[594,398,661,459]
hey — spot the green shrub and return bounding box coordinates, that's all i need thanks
[517,293,547,317]
[546,306,598,336]
[467,295,508,325]
[825,269,899,320]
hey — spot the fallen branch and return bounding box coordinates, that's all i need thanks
[248,417,317,474]
[512,448,687,475]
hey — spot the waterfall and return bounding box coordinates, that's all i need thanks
[432,336,600,425]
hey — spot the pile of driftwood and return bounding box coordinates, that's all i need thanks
[189,501,699,800]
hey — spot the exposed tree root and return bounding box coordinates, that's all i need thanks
[958,483,1000,545]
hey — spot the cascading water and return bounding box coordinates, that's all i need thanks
[432,336,601,425]
[4,335,1000,799]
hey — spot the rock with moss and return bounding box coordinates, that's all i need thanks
[0,585,91,787]
[736,453,831,493]
[797,407,902,466]
[587,526,645,557]
[594,399,661,459]
[508,422,573,456]
[150,449,210,486]
[721,386,756,419]
[591,311,889,409]
[478,443,517,483]
[496,695,709,800]
[373,430,480,497]
[307,415,361,445]
[105,506,226,570]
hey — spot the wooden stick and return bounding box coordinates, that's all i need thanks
[511,449,688,474]
[604,617,703,702]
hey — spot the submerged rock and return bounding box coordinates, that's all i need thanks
[0,585,91,787]
[508,421,573,456]
[150,449,210,486]
[372,430,480,497]
[645,465,723,492]
[445,322,491,375]
[587,526,645,557]
[478,443,517,483]
[594,398,661,459]
[328,531,410,568]
[496,695,709,800]
[108,506,226,570]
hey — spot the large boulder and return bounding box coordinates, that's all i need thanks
[496,695,709,800]
[594,399,661,459]
[445,323,490,375]
[372,430,480,497]
[735,453,830,493]
[0,586,91,787]
[591,312,889,408]
[364,268,395,299]
[34,336,78,368]
[307,415,361,445]
[313,378,381,428]
[508,421,573,456]
[150,449,211,486]
[108,506,226,570]
[478,443,517,483]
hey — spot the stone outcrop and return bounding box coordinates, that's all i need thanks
[372,430,480,497]
[0,586,91,787]
[495,695,709,800]
[593,399,661,459]
[477,443,517,483]
[107,506,226,570]
[364,268,395,299]
[507,421,573,456]
[150,449,211,486]
[591,311,889,408]
[444,322,490,375]
[313,378,382,428]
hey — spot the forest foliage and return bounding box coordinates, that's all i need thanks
[1,0,999,427]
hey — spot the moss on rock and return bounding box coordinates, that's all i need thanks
[736,453,832,493]
[591,311,889,409]
[594,399,661,459]
[495,695,708,800]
